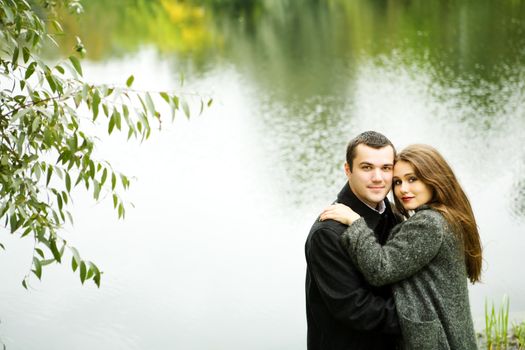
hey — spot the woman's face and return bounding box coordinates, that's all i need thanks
[393,161,433,210]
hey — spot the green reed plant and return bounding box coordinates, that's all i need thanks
[485,295,510,349]
[512,321,525,349]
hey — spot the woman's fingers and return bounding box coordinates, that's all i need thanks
[319,203,358,225]
[320,205,341,221]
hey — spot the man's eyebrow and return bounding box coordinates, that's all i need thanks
[358,162,394,167]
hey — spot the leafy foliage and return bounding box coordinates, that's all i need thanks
[0,0,209,288]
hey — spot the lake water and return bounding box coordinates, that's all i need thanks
[1,1,525,348]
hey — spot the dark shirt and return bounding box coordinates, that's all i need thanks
[305,183,401,350]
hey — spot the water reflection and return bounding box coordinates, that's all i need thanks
[51,0,525,89]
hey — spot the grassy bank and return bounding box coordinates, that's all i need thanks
[478,296,525,350]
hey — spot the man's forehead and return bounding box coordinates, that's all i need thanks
[354,144,394,163]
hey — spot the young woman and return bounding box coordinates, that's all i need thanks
[319,144,482,350]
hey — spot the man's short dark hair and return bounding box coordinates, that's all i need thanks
[346,131,396,171]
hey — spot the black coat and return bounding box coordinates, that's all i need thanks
[305,183,401,350]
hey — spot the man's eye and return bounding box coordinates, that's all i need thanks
[362,166,372,171]
[383,166,393,172]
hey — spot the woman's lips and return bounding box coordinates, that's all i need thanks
[401,196,414,202]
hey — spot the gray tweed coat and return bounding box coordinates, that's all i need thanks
[342,206,478,350]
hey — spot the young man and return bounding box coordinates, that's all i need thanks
[305,131,401,350]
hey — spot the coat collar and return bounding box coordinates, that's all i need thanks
[336,182,387,228]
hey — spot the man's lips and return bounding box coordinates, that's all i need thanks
[368,186,385,190]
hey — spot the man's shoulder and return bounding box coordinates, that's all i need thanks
[311,216,349,233]
[306,218,348,245]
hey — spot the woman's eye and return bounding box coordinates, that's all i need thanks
[408,177,418,182]
[393,180,401,186]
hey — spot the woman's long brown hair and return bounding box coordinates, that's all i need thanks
[393,144,483,283]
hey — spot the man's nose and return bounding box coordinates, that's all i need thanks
[371,168,382,181]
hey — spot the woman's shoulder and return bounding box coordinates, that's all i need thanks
[413,205,446,220]
[404,205,448,232]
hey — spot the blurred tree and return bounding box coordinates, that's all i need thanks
[0,0,208,287]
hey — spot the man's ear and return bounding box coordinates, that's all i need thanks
[344,162,352,177]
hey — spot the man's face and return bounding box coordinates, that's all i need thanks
[345,144,394,208]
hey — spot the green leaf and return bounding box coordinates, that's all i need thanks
[118,203,125,219]
[35,248,45,258]
[102,103,109,117]
[111,173,117,190]
[90,262,101,288]
[108,113,116,135]
[54,166,64,180]
[45,73,57,92]
[79,261,87,284]
[171,96,180,110]
[92,90,101,120]
[59,241,66,259]
[160,92,170,103]
[88,160,95,179]
[145,92,155,116]
[94,273,101,288]
[70,247,81,264]
[62,191,69,204]
[10,213,22,233]
[115,111,122,130]
[57,194,63,210]
[72,257,78,272]
[93,181,101,200]
[49,239,61,263]
[100,168,108,186]
[120,174,129,189]
[66,211,74,225]
[69,55,83,76]
[207,98,213,107]
[112,194,118,209]
[40,259,55,266]
[3,4,14,22]
[22,47,30,63]
[0,242,5,250]
[46,167,53,186]
[65,173,71,192]
[126,75,134,87]
[22,278,28,290]
[182,100,190,119]
[55,64,65,74]
[21,226,32,238]
[33,257,42,280]
[51,20,63,33]
[32,116,40,132]
[86,266,95,280]
[122,104,130,118]
[12,46,19,67]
